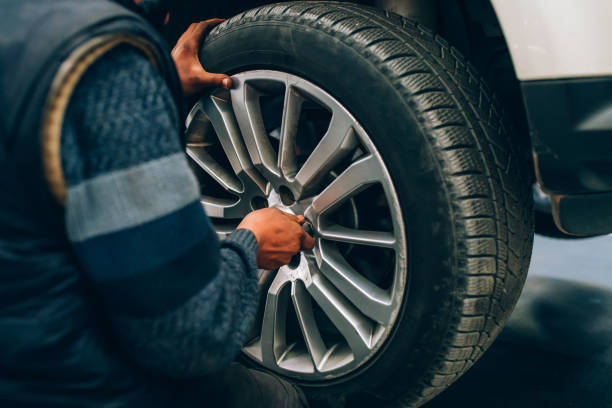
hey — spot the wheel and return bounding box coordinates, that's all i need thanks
[186,2,534,406]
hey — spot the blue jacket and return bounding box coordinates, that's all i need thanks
[0,1,185,406]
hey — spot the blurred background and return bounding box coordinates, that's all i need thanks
[421,233,612,408]
[348,233,612,408]
[161,0,280,44]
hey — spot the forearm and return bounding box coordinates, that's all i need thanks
[111,230,259,377]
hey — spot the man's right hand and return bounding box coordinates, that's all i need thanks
[237,208,315,270]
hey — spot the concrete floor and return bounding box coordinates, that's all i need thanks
[340,234,612,408]
[424,234,612,408]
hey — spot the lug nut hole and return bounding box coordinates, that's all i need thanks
[278,185,296,206]
[288,253,301,269]
[251,196,268,210]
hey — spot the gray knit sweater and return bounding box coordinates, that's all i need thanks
[60,45,259,378]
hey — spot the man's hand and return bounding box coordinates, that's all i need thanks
[237,208,315,270]
[171,19,231,97]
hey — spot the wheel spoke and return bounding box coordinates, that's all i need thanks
[186,146,242,194]
[231,81,281,180]
[278,85,305,179]
[291,280,327,370]
[249,269,276,339]
[318,224,396,248]
[306,155,382,219]
[200,196,250,219]
[317,242,393,325]
[187,94,269,222]
[260,271,291,369]
[185,105,215,144]
[203,94,267,192]
[305,267,373,361]
[294,113,357,198]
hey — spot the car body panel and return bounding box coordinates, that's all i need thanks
[491,0,612,81]
[491,0,612,235]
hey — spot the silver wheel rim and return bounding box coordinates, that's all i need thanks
[185,71,407,380]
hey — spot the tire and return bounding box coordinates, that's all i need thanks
[197,2,534,406]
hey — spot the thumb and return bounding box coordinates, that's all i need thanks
[197,72,232,89]
[301,231,315,250]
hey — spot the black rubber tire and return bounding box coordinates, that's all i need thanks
[199,2,534,406]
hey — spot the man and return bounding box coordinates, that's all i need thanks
[0,0,313,407]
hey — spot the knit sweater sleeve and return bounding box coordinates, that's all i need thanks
[60,45,259,377]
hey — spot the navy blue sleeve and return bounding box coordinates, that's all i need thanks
[60,45,260,377]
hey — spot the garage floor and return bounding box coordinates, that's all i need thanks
[340,234,612,408]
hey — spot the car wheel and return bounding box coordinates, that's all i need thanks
[186,2,534,406]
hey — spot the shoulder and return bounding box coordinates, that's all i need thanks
[61,44,181,187]
[67,43,178,128]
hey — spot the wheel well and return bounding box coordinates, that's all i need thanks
[369,0,532,166]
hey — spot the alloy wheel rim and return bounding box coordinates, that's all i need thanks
[185,70,407,380]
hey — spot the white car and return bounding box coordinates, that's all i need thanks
[177,1,612,406]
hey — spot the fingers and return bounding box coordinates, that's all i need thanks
[276,210,313,249]
[301,231,315,250]
[173,18,231,94]
[257,256,293,271]
[189,19,225,41]
[256,256,280,271]
[196,71,232,89]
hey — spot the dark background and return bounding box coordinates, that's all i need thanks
[162,0,378,45]
[161,0,283,45]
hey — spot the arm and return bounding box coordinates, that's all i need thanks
[60,45,282,377]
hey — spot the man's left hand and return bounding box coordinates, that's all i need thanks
[171,19,231,97]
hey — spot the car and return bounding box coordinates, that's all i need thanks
[167,1,612,406]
